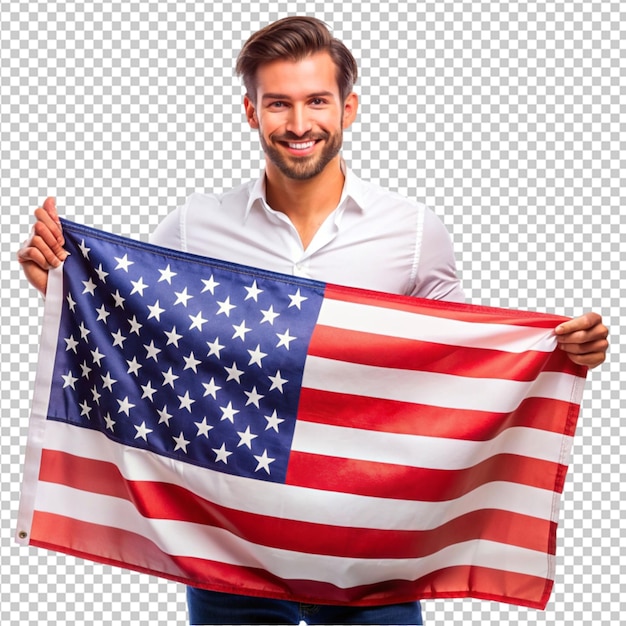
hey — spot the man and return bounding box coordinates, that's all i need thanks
[17,15,609,626]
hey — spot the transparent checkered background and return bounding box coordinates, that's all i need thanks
[1,2,623,624]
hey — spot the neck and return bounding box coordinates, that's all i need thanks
[265,156,346,248]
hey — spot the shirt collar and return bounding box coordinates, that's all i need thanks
[244,159,369,221]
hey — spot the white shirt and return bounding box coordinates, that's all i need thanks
[150,167,465,302]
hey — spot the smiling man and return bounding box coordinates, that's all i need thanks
[17,15,609,626]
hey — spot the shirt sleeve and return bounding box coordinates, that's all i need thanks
[412,207,466,303]
[149,203,185,251]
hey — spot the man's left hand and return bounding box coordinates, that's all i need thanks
[555,312,609,369]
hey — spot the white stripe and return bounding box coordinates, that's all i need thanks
[302,355,580,412]
[39,421,562,528]
[16,265,66,545]
[318,297,559,353]
[34,481,552,587]
[292,422,572,470]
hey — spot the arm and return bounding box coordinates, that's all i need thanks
[555,312,609,369]
[16,197,68,295]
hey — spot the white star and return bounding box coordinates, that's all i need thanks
[141,381,157,401]
[212,443,232,464]
[90,386,101,405]
[260,305,280,325]
[61,371,78,389]
[147,300,165,321]
[173,431,190,453]
[66,293,76,311]
[101,372,117,391]
[111,290,125,308]
[111,329,127,347]
[254,450,276,474]
[103,413,116,431]
[130,277,149,296]
[264,410,284,432]
[161,367,179,388]
[79,322,91,341]
[276,329,297,350]
[79,400,92,418]
[216,296,236,317]
[194,417,214,438]
[237,426,258,449]
[164,325,183,347]
[244,386,264,408]
[157,405,173,425]
[117,396,136,416]
[134,421,153,441]
[128,315,143,335]
[81,278,96,296]
[178,390,195,412]
[174,287,193,307]
[202,377,221,399]
[288,288,308,309]
[201,275,220,294]
[64,335,79,353]
[206,337,225,358]
[268,370,288,393]
[114,254,134,272]
[232,320,252,341]
[158,265,177,284]
[189,311,208,331]
[244,280,263,302]
[219,401,239,423]
[96,304,110,323]
[94,263,109,282]
[78,239,91,257]
[144,340,161,361]
[126,357,142,376]
[80,360,92,378]
[90,347,105,366]
[247,344,268,368]
[224,361,244,383]
[183,351,202,373]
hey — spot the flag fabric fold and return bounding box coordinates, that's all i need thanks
[17,219,587,609]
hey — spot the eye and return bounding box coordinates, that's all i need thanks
[310,98,327,106]
[268,101,287,109]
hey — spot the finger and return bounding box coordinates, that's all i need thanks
[554,312,602,334]
[555,325,609,345]
[559,338,610,356]
[42,196,60,224]
[566,351,607,368]
[17,243,58,270]
[34,205,65,248]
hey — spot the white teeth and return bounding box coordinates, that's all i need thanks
[288,141,315,150]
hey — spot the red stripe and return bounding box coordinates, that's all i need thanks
[323,284,571,329]
[38,449,555,557]
[30,511,551,609]
[286,451,566,501]
[308,325,582,379]
[297,388,580,439]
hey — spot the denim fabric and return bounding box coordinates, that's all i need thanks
[187,587,423,625]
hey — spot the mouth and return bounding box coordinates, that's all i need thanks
[275,136,324,157]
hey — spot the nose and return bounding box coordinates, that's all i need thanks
[285,104,312,137]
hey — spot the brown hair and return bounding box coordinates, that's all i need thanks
[236,16,358,103]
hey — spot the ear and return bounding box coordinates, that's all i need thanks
[244,95,259,129]
[342,92,359,129]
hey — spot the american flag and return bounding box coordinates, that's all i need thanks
[17,219,587,609]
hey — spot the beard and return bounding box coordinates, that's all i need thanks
[259,128,343,181]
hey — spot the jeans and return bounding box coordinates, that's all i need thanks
[187,587,423,625]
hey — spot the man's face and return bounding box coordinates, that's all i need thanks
[244,52,357,181]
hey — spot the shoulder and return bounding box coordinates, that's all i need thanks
[149,181,256,251]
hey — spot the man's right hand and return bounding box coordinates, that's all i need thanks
[17,197,68,295]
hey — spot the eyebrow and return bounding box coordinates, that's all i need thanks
[261,91,336,101]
